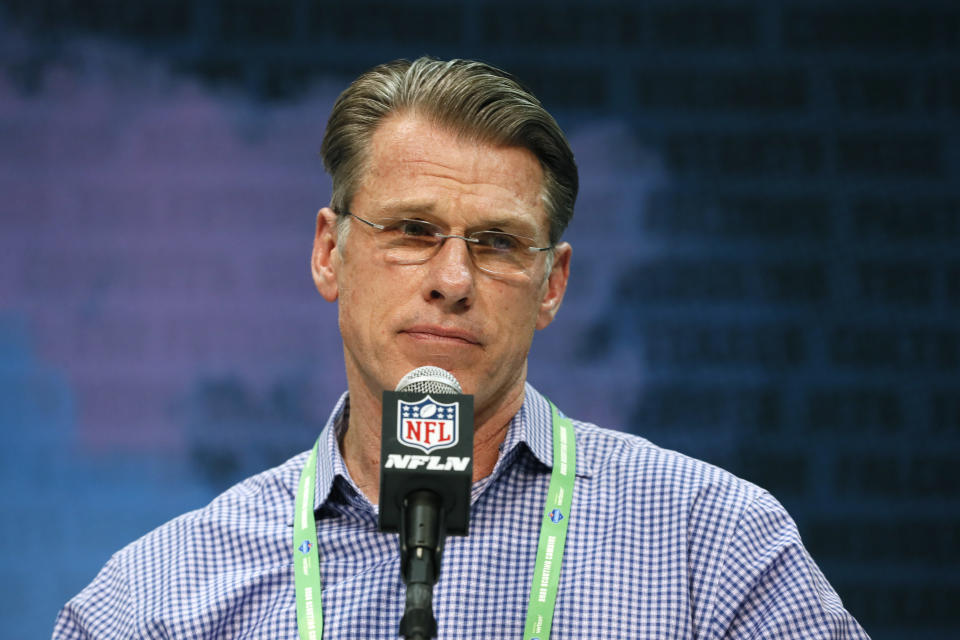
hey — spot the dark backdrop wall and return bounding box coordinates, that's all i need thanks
[1,1,958,638]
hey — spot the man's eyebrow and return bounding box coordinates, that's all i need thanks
[476,217,538,235]
[376,202,541,235]
[378,201,436,217]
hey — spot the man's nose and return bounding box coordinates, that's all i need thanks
[422,236,476,308]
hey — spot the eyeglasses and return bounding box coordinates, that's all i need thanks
[340,211,553,276]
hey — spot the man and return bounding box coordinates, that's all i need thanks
[54,58,869,639]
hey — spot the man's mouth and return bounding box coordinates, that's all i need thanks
[401,325,482,346]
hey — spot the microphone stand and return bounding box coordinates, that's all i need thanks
[399,490,445,640]
[380,369,473,639]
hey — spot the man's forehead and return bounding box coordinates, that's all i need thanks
[368,115,541,178]
[355,114,548,229]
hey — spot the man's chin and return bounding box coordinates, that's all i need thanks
[400,356,467,379]
[396,345,480,379]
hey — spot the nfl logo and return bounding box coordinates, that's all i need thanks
[397,396,459,454]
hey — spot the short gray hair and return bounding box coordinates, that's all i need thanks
[320,57,578,246]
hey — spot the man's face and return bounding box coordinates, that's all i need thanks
[313,113,570,420]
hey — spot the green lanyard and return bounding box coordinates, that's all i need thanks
[521,403,575,640]
[293,403,576,640]
[294,441,323,640]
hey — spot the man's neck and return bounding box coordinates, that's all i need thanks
[339,379,526,505]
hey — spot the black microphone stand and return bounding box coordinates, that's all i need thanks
[399,490,445,640]
[380,370,473,640]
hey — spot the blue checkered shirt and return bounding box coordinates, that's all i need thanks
[54,384,869,638]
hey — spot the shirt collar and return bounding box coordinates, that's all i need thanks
[312,383,593,511]
[313,390,352,512]
[498,383,593,479]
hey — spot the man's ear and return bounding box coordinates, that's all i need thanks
[311,207,340,302]
[536,242,571,330]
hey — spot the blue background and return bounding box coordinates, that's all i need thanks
[1,1,958,637]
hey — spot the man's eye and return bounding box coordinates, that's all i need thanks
[394,220,433,236]
[478,232,522,252]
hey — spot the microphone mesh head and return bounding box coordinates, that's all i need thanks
[395,366,463,394]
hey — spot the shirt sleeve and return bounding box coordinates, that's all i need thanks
[52,552,138,640]
[710,491,870,639]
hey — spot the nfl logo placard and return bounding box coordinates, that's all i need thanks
[397,396,459,454]
[380,389,473,535]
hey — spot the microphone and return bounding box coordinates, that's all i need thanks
[379,366,474,640]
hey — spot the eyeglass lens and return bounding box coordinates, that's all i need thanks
[373,219,538,275]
